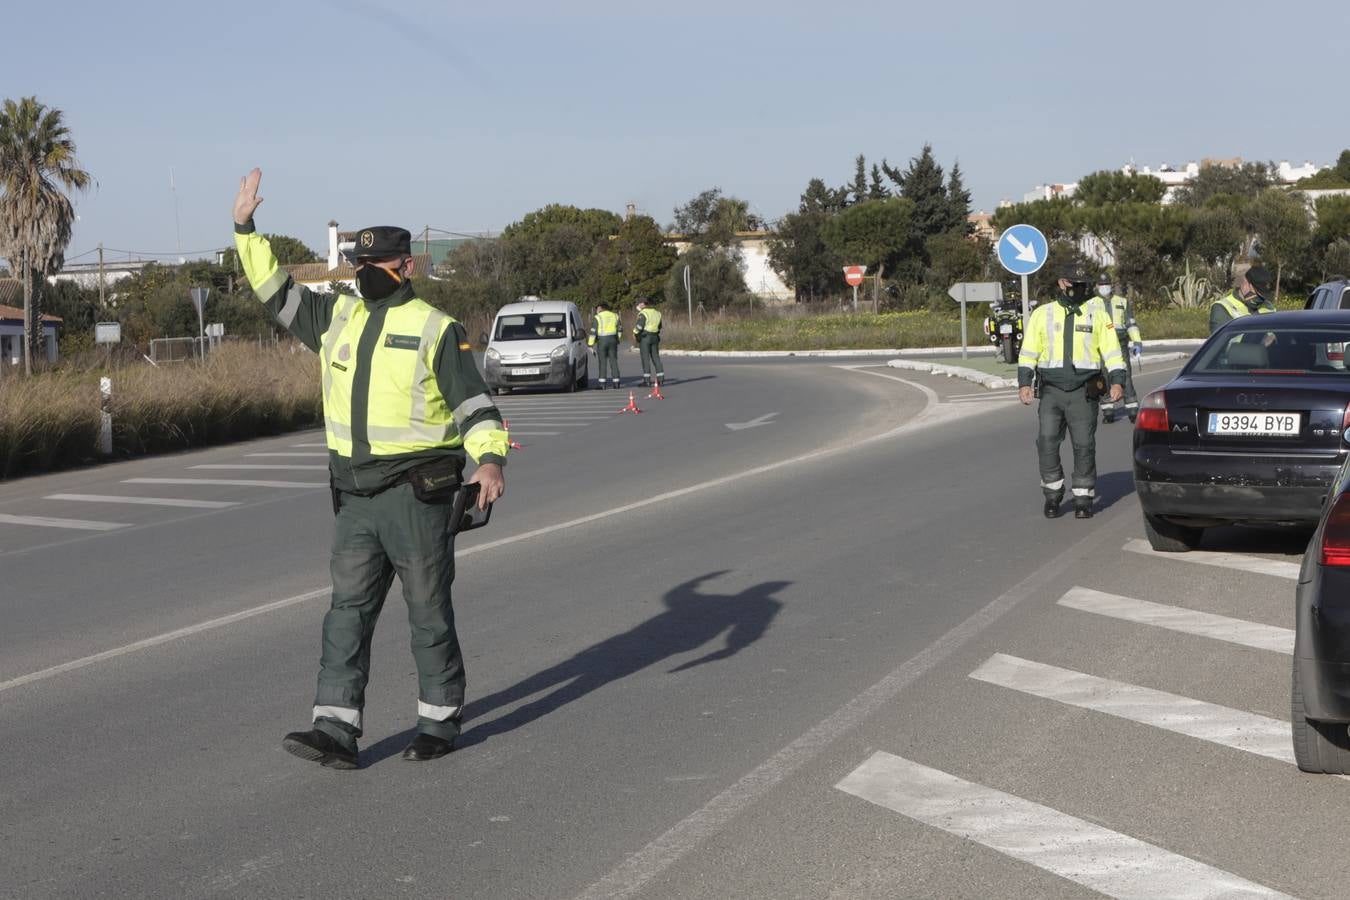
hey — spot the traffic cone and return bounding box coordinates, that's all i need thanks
[503,418,524,450]
[619,390,643,414]
[647,381,666,400]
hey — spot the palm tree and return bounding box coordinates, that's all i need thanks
[0,96,91,374]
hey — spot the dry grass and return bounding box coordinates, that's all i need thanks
[0,343,321,480]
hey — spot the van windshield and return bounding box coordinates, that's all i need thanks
[494,313,568,341]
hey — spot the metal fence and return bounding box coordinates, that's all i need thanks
[148,337,202,364]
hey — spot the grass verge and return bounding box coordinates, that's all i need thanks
[0,343,321,481]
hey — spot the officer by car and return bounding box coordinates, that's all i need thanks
[232,168,508,769]
[1017,263,1126,519]
[1095,273,1143,424]
[1210,265,1276,333]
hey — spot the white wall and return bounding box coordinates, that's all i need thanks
[670,237,793,304]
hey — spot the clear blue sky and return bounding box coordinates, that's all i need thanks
[4,0,1346,264]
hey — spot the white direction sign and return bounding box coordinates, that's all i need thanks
[997,224,1048,276]
[947,282,1003,304]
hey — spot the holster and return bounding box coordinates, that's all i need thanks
[1084,374,1107,401]
[405,456,464,505]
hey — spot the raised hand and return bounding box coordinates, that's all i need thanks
[233,168,264,225]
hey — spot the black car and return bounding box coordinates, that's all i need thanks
[1293,460,1350,773]
[1134,311,1350,551]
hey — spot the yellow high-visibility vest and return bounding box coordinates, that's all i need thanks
[1018,300,1125,373]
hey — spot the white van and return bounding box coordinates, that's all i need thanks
[483,298,589,394]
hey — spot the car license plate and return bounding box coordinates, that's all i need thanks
[511,367,542,376]
[999,324,1013,335]
[1207,411,1301,436]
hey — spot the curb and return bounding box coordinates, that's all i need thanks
[885,351,1192,391]
[658,340,1205,359]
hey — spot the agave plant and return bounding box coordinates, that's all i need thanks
[1167,260,1213,309]
[0,96,92,374]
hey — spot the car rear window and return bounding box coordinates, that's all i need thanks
[493,313,568,341]
[1190,326,1350,374]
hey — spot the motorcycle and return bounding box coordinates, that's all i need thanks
[984,300,1023,364]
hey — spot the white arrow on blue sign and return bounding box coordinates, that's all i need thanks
[996,224,1048,276]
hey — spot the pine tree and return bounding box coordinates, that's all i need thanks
[868,164,890,201]
[898,143,948,241]
[851,154,868,205]
[946,161,973,234]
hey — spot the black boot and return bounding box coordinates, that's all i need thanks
[1074,500,1094,519]
[1043,495,1063,518]
[283,728,359,769]
[402,733,455,761]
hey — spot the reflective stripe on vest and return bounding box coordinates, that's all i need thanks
[595,310,620,336]
[1215,292,1272,321]
[319,296,460,457]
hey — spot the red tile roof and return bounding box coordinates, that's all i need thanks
[0,303,63,323]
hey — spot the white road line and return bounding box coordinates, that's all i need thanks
[969,654,1294,765]
[44,493,240,510]
[0,513,129,532]
[835,752,1291,900]
[1057,587,1293,654]
[1123,539,1301,581]
[189,464,329,471]
[244,452,329,458]
[124,478,326,489]
[290,442,327,447]
[0,588,330,694]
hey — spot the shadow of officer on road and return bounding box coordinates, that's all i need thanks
[457,570,786,748]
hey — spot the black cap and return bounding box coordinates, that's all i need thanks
[1245,265,1274,293]
[352,226,412,260]
[1096,271,1112,285]
[1058,263,1092,283]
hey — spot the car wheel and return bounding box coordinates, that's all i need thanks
[566,364,577,393]
[1292,662,1350,774]
[577,363,588,391]
[1142,513,1203,552]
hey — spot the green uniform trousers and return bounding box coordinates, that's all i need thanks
[639,334,664,382]
[314,482,465,750]
[1098,331,1138,416]
[595,336,620,384]
[1036,383,1099,502]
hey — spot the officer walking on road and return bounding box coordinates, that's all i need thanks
[634,299,665,387]
[1210,265,1276,334]
[588,301,623,389]
[1018,264,1126,520]
[232,168,508,769]
[1095,273,1143,424]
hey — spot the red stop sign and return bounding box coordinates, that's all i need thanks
[843,265,866,287]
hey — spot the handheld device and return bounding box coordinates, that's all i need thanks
[451,483,493,534]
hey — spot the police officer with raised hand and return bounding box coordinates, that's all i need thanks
[1095,273,1143,424]
[1210,265,1276,334]
[1017,263,1126,520]
[232,168,508,769]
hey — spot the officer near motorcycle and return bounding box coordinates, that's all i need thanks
[588,301,623,389]
[1095,273,1143,424]
[1210,265,1276,334]
[232,168,508,769]
[1018,263,1126,519]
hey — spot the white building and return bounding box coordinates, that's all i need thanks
[0,303,60,364]
[668,231,793,304]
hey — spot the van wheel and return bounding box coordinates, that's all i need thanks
[566,365,578,392]
[577,363,588,391]
[1143,513,1203,552]
[1292,662,1350,774]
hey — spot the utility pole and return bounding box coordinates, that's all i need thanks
[98,242,106,310]
[424,225,430,260]
[21,248,31,376]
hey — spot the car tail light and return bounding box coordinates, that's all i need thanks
[1320,492,1350,566]
[1135,390,1168,432]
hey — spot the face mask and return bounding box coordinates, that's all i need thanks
[355,263,401,300]
[1066,283,1090,302]
[1097,286,1112,298]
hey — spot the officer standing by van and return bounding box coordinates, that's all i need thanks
[634,299,665,387]
[1018,264,1126,520]
[588,301,623,389]
[1095,273,1143,424]
[233,168,508,769]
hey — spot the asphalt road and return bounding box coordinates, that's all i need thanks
[0,354,1334,899]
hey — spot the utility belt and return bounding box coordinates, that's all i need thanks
[330,455,464,512]
[1032,370,1106,400]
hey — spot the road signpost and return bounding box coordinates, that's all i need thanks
[683,264,693,325]
[189,287,210,361]
[996,224,1048,334]
[946,282,1004,359]
[844,265,867,311]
